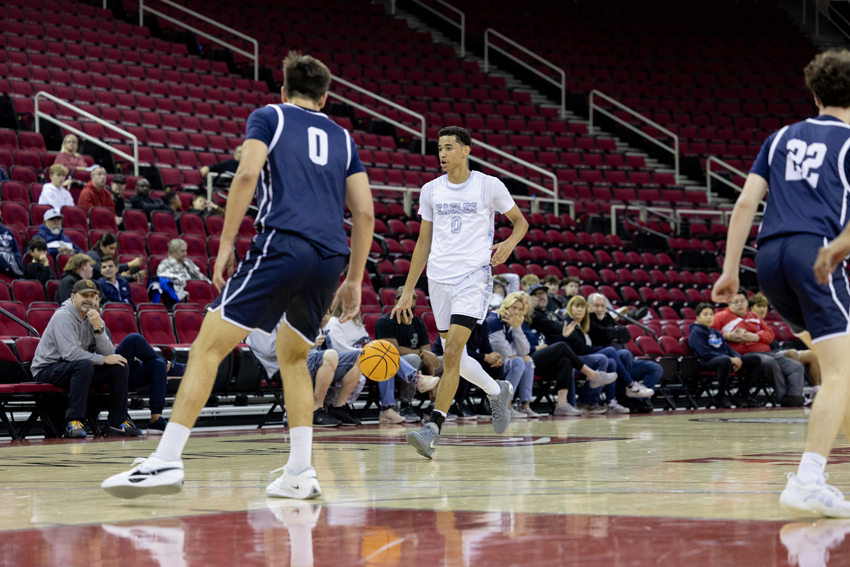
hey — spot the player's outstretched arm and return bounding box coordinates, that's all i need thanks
[212,139,267,290]
[814,223,850,285]
[712,173,767,303]
[332,172,374,323]
[392,220,433,323]
[490,205,528,266]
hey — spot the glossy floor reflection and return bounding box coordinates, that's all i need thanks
[2,408,850,565]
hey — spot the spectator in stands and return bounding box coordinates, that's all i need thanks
[490,277,508,309]
[374,287,441,422]
[109,174,127,225]
[163,192,182,214]
[689,302,764,408]
[713,289,805,407]
[130,178,170,218]
[38,164,75,211]
[53,134,88,171]
[247,312,363,427]
[0,210,23,279]
[520,274,540,291]
[541,274,564,312]
[586,293,662,412]
[78,167,115,215]
[561,276,580,301]
[156,239,210,302]
[748,293,821,405]
[443,321,504,419]
[56,253,101,304]
[485,292,537,419]
[111,331,184,433]
[31,279,137,438]
[97,256,134,310]
[88,232,143,280]
[186,194,224,218]
[200,145,242,187]
[24,237,52,285]
[34,209,83,258]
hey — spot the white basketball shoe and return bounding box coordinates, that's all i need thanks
[266,466,322,500]
[101,453,184,499]
[780,473,850,518]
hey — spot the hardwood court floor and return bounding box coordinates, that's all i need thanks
[2,408,850,566]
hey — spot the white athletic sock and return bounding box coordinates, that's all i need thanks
[459,347,501,396]
[154,422,191,463]
[797,452,827,485]
[285,426,313,475]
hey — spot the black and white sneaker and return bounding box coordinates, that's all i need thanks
[328,405,361,426]
[101,453,184,499]
[312,408,340,428]
[104,420,141,437]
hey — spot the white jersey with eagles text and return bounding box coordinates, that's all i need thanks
[418,171,516,286]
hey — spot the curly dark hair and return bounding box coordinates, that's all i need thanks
[438,126,472,147]
[804,50,850,108]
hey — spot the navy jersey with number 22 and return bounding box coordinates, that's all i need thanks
[245,102,365,258]
[752,115,850,245]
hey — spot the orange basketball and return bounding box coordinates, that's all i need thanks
[359,340,400,382]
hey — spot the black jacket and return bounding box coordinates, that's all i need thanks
[588,312,632,348]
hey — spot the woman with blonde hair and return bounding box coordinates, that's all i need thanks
[564,295,654,413]
[485,292,537,418]
[53,134,89,171]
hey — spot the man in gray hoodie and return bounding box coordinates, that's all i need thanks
[32,279,138,438]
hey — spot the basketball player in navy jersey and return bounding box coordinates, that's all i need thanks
[714,50,850,517]
[393,126,528,459]
[102,52,374,499]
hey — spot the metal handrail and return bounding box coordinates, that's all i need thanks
[139,0,259,81]
[34,92,139,176]
[706,156,765,206]
[469,137,571,217]
[589,90,680,184]
[484,28,565,119]
[329,74,427,155]
[405,0,465,57]
[0,307,40,338]
[804,0,850,41]
[610,308,658,339]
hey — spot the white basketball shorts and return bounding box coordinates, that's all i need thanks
[427,266,493,331]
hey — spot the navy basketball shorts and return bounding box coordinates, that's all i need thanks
[209,230,347,343]
[756,234,850,344]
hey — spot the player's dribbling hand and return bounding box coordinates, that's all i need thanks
[711,271,739,303]
[814,234,850,285]
[212,247,235,291]
[390,290,414,324]
[489,241,514,266]
[331,279,361,324]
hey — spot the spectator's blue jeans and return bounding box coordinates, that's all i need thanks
[503,357,534,402]
[576,353,612,406]
[378,355,418,408]
[118,333,168,416]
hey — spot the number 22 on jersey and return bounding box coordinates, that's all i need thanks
[785,138,826,188]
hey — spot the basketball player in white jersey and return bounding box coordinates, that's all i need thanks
[392,126,528,459]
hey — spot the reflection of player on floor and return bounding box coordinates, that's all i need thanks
[393,126,529,459]
[101,52,374,499]
[714,50,850,517]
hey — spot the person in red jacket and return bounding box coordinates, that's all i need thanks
[78,168,117,222]
[713,289,805,406]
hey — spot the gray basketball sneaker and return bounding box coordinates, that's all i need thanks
[488,380,514,434]
[406,422,440,459]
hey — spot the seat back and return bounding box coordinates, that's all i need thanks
[139,310,176,345]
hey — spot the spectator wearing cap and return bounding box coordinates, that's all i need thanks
[31,278,138,438]
[52,134,89,171]
[0,208,24,279]
[109,174,127,223]
[130,178,171,218]
[156,238,210,301]
[24,237,53,285]
[38,164,75,211]
[56,253,103,304]
[78,167,116,215]
[32,209,84,258]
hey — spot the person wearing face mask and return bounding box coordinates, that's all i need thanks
[56,253,104,304]
[31,278,137,438]
[130,178,171,218]
[38,164,75,211]
[33,209,84,258]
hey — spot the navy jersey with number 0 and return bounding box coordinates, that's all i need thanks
[752,115,850,245]
[245,102,365,258]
